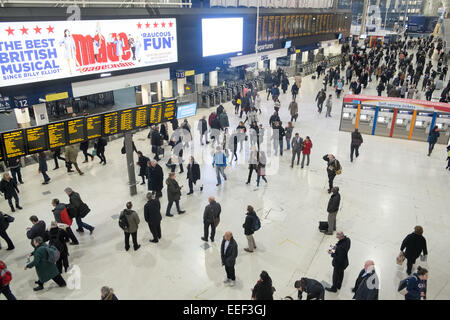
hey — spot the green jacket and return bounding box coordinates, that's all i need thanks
[122,209,140,233]
[27,243,60,283]
[166,178,181,202]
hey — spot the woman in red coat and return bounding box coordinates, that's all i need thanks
[301,136,312,169]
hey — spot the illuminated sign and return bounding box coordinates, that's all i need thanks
[86,115,102,139]
[25,126,48,153]
[47,121,67,148]
[3,130,26,158]
[67,118,85,144]
[103,111,119,136]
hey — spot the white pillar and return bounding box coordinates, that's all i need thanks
[141,84,150,105]
[257,60,265,70]
[14,107,31,128]
[177,77,187,96]
[290,53,296,63]
[162,80,172,99]
[157,81,162,102]
[269,58,277,71]
[209,70,218,87]
[195,73,204,93]
[32,103,49,126]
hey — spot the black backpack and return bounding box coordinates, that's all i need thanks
[118,211,129,231]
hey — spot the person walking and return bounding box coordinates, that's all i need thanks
[0,260,16,300]
[272,121,285,156]
[325,231,351,293]
[246,146,259,185]
[256,150,268,187]
[47,221,70,274]
[325,94,333,117]
[291,83,299,100]
[101,286,118,300]
[400,226,428,275]
[144,192,162,243]
[405,266,428,300]
[315,89,326,113]
[352,260,379,300]
[301,136,312,169]
[38,152,51,185]
[80,140,94,163]
[294,278,325,300]
[186,156,202,195]
[323,154,341,193]
[65,144,84,175]
[291,133,303,168]
[26,216,47,247]
[197,116,209,145]
[120,202,141,251]
[137,151,150,185]
[324,187,340,235]
[212,147,227,186]
[147,160,164,199]
[243,205,259,253]
[165,172,185,217]
[251,271,274,300]
[427,125,440,156]
[288,98,298,122]
[201,196,221,242]
[221,231,238,287]
[219,110,230,130]
[285,122,294,151]
[7,157,23,185]
[65,187,94,234]
[52,147,66,170]
[25,236,67,291]
[0,211,15,250]
[51,199,78,245]
[350,129,363,162]
[94,137,107,165]
[0,173,22,212]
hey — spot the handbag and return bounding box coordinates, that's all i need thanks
[78,202,91,218]
[420,254,427,262]
[213,216,220,228]
[396,251,405,265]
[121,146,126,154]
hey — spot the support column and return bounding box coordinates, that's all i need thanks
[269,58,277,71]
[257,60,265,70]
[195,73,204,92]
[124,132,137,196]
[141,84,150,105]
[209,70,218,88]
[32,103,49,126]
[14,107,31,128]
[177,77,187,96]
[360,0,369,35]
[162,80,173,99]
[157,81,162,102]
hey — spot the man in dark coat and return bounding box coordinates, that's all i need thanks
[197,116,209,145]
[295,277,325,300]
[427,125,440,156]
[350,128,364,162]
[165,172,185,217]
[7,156,23,185]
[65,187,94,234]
[315,89,326,113]
[221,231,238,286]
[186,157,201,195]
[147,160,164,198]
[26,216,47,247]
[401,226,428,275]
[137,151,150,185]
[324,187,340,235]
[0,173,22,212]
[150,126,162,161]
[323,154,341,193]
[51,198,79,245]
[201,196,221,242]
[352,260,379,300]
[0,211,15,250]
[94,137,107,165]
[326,231,351,292]
[38,152,51,185]
[144,192,162,243]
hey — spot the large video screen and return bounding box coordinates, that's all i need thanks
[201,18,243,57]
[0,18,178,87]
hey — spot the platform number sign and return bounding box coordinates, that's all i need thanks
[14,96,29,109]
[0,96,12,111]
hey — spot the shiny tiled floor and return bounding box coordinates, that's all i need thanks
[1,67,449,300]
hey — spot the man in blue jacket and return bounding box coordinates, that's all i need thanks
[212,147,227,187]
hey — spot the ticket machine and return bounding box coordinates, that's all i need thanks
[357,106,376,134]
[340,104,358,132]
[392,109,413,140]
[374,108,394,137]
[412,111,434,142]
[435,113,450,145]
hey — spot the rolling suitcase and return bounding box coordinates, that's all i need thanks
[318,221,328,232]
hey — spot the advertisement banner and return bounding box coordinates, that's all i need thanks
[0,18,177,87]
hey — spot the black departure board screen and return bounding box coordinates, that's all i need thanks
[162,100,177,122]
[47,122,67,149]
[119,109,134,132]
[2,130,26,158]
[86,115,102,140]
[134,105,148,129]
[103,111,119,136]
[25,126,48,154]
[67,118,85,144]
[149,103,163,125]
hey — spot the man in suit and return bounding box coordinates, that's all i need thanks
[221,231,238,287]
[144,192,162,243]
[326,231,351,293]
[352,260,379,300]
[201,196,221,242]
[291,133,303,168]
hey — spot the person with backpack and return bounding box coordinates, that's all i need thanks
[404,266,428,300]
[301,136,312,169]
[94,137,107,165]
[0,212,15,251]
[323,154,341,193]
[25,236,66,291]
[350,128,363,162]
[201,196,221,243]
[251,271,274,300]
[119,202,141,251]
[0,172,22,212]
[400,226,428,275]
[243,205,260,253]
[0,260,16,300]
[144,192,162,243]
[51,199,79,245]
[47,221,70,274]
[65,187,94,234]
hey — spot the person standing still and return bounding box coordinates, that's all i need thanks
[221,231,238,287]
[325,231,351,293]
[324,187,340,235]
[0,173,22,212]
[7,157,23,185]
[323,154,340,193]
[350,129,363,162]
[243,205,258,253]
[120,202,141,251]
[201,196,221,242]
[144,193,162,243]
[165,172,186,217]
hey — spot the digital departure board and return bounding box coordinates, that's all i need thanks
[149,103,163,124]
[134,105,148,129]
[162,100,177,122]
[67,118,86,144]
[25,126,48,154]
[86,115,102,140]
[119,109,134,132]
[47,122,67,149]
[2,130,26,158]
[103,111,119,136]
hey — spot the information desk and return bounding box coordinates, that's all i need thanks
[25,126,48,154]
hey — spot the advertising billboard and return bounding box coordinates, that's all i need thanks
[0,18,178,87]
[201,18,243,57]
